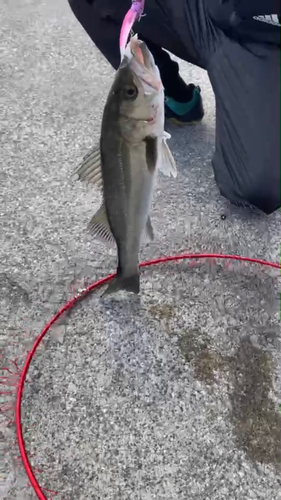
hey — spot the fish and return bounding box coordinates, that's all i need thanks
[75,34,177,296]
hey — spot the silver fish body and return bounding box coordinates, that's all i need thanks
[75,35,177,295]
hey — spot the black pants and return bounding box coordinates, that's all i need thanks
[68,0,280,215]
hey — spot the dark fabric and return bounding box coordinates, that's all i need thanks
[68,0,203,69]
[208,39,280,214]
[208,0,281,46]
[234,0,281,18]
[68,0,280,214]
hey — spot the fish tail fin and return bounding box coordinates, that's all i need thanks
[102,272,140,297]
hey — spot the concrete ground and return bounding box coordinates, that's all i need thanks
[1,0,281,499]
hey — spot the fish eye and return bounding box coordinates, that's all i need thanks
[124,85,138,99]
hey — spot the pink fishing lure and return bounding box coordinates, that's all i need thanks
[119,0,145,58]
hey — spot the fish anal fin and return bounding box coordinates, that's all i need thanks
[87,202,115,247]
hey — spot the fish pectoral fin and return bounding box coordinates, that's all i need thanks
[157,132,177,178]
[87,202,115,247]
[142,216,154,243]
[145,136,158,172]
[74,144,103,189]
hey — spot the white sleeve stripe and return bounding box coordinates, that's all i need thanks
[253,14,281,27]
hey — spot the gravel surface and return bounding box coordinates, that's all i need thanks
[1,1,281,499]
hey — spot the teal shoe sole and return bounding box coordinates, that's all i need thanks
[164,86,204,126]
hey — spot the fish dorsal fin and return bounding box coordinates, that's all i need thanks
[142,215,154,243]
[87,202,115,247]
[74,145,103,189]
[157,132,177,178]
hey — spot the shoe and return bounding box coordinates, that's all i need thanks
[164,84,204,126]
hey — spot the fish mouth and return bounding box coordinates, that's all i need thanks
[121,110,157,125]
[129,35,161,92]
[133,115,156,125]
[130,36,151,70]
[145,113,157,125]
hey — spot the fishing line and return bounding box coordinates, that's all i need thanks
[13,252,280,499]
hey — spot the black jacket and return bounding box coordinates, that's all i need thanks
[208,0,280,46]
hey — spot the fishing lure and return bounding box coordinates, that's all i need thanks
[119,0,145,58]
